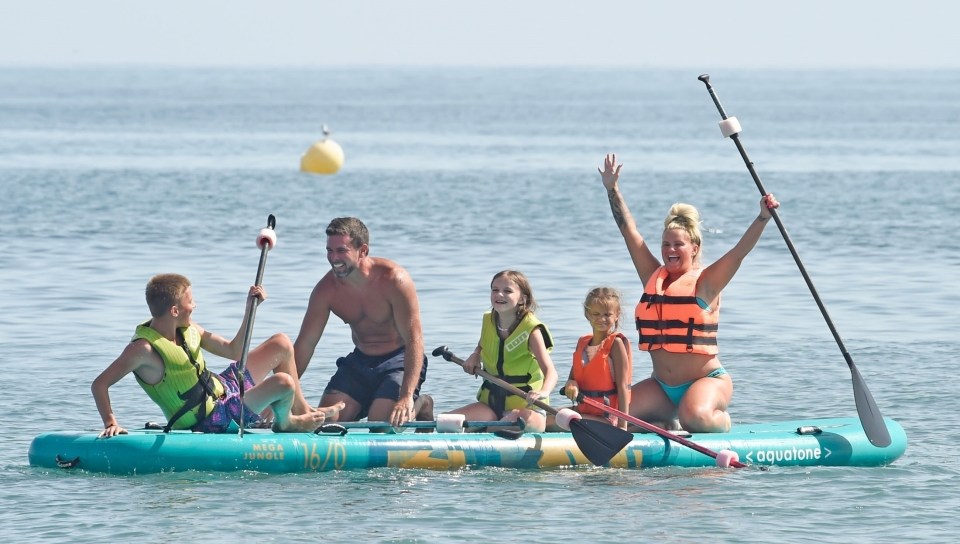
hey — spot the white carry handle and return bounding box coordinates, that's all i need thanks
[554,408,582,431]
[435,413,466,433]
[718,116,742,138]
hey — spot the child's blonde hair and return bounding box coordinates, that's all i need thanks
[145,273,191,318]
[583,286,623,330]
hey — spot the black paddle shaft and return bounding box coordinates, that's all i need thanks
[237,214,276,437]
[238,214,276,374]
[431,346,558,415]
[697,75,890,447]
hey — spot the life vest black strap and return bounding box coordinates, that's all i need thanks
[637,333,718,346]
[636,318,719,332]
[484,373,532,385]
[481,378,532,419]
[164,381,209,433]
[637,316,719,352]
[578,388,616,409]
[640,293,701,306]
[580,388,617,398]
[162,343,223,433]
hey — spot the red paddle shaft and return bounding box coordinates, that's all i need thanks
[577,396,747,468]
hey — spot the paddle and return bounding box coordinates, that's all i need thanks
[314,419,524,435]
[697,74,891,447]
[431,346,633,465]
[562,389,747,468]
[236,214,277,437]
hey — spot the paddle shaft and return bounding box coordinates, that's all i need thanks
[236,242,270,374]
[326,420,519,431]
[698,75,890,447]
[432,346,636,465]
[577,395,746,468]
[444,352,558,415]
[700,78,852,360]
[237,214,276,437]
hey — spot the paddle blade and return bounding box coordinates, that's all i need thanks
[850,363,892,447]
[569,418,633,466]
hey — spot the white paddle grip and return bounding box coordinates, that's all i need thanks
[257,228,277,250]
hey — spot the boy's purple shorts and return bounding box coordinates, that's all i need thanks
[194,362,262,433]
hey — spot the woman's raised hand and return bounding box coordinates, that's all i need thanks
[598,153,623,190]
[760,193,780,219]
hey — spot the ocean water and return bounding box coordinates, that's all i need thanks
[2,67,958,543]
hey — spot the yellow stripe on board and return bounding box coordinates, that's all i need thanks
[387,449,468,470]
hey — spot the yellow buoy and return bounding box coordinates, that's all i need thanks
[300,125,345,175]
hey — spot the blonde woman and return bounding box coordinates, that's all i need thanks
[599,153,779,432]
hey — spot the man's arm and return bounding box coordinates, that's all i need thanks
[387,266,424,426]
[293,280,333,378]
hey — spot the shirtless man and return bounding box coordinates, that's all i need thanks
[294,217,430,427]
[93,274,343,437]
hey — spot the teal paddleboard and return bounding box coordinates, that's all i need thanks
[28,417,906,475]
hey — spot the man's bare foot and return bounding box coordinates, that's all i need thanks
[316,401,345,420]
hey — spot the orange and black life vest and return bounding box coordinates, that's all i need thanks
[571,332,631,416]
[635,267,719,355]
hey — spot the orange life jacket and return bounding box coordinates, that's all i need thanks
[571,332,631,416]
[635,266,719,355]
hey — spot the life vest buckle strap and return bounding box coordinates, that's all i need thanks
[581,389,616,404]
[164,381,211,433]
[481,380,532,392]
[640,294,701,306]
[638,318,718,332]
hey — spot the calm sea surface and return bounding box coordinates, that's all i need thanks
[2,67,958,543]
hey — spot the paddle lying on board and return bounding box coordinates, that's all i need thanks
[697,74,891,448]
[563,390,747,468]
[314,418,525,435]
[431,346,633,465]
[236,214,277,437]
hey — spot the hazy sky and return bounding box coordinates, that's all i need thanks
[2,0,958,68]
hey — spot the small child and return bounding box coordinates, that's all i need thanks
[445,270,558,433]
[563,287,632,429]
[92,273,343,437]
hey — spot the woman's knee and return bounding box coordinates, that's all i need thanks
[678,401,729,432]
